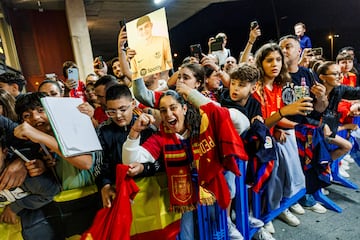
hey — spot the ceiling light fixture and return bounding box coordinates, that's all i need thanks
[154,0,164,5]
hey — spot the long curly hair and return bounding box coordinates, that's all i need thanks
[159,90,201,139]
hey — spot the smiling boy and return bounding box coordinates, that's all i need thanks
[95,84,159,208]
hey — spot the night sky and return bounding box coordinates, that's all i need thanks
[169,0,360,68]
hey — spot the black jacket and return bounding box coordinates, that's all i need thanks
[95,116,161,190]
[220,89,262,121]
[323,85,360,137]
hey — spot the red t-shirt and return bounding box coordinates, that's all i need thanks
[341,72,357,87]
[94,107,108,124]
[253,83,284,119]
[69,81,86,102]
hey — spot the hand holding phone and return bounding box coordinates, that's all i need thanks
[95,56,103,69]
[311,47,323,56]
[210,37,224,51]
[250,21,259,30]
[119,18,128,48]
[119,18,127,30]
[190,44,202,60]
[66,68,79,89]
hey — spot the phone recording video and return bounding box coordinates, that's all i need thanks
[119,18,127,30]
[190,44,202,59]
[311,47,323,56]
[67,68,79,88]
[119,18,128,48]
[210,37,224,52]
[95,56,103,69]
[250,21,259,30]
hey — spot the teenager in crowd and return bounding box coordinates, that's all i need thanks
[252,42,313,237]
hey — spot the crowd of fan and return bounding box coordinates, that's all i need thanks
[0,20,359,240]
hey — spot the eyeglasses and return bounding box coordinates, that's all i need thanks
[324,72,343,78]
[105,105,131,117]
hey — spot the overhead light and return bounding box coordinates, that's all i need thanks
[154,0,164,4]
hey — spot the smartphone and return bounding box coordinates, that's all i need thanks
[119,18,127,30]
[311,47,323,56]
[190,44,202,59]
[210,37,224,51]
[67,68,79,87]
[119,18,128,48]
[250,20,259,30]
[96,56,103,69]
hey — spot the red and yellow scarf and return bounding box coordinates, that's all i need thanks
[161,102,247,211]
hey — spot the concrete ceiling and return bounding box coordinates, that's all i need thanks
[2,0,233,58]
[2,0,360,65]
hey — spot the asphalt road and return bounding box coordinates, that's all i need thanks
[271,162,360,240]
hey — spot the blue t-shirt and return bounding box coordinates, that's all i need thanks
[299,35,312,50]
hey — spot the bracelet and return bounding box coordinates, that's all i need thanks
[278,109,284,118]
[121,47,127,52]
[248,41,254,45]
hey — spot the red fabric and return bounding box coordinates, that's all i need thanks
[253,83,284,134]
[141,134,163,160]
[143,129,198,211]
[81,165,139,240]
[141,102,247,210]
[341,72,357,87]
[198,102,248,209]
[130,220,181,240]
[94,106,109,124]
[338,100,353,124]
[162,132,198,211]
[138,91,163,109]
[69,80,86,102]
[153,90,163,109]
[254,84,283,118]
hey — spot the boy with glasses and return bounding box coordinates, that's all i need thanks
[96,84,159,208]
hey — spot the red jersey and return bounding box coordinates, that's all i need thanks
[253,83,284,119]
[341,72,357,87]
[69,81,86,102]
[94,107,108,124]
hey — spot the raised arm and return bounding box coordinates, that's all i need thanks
[264,97,314,129]
[132,78,157,108]
[177,82,250,135]
[118,26,134,85]
[239,25,261,63]
[200,55,230,88]
[14,122,92,170]
[122,113,156,165]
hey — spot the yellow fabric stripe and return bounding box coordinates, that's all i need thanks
[53,185,98,202]
[164,152,187,159]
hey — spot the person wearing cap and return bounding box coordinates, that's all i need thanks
[129,15,173,80]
